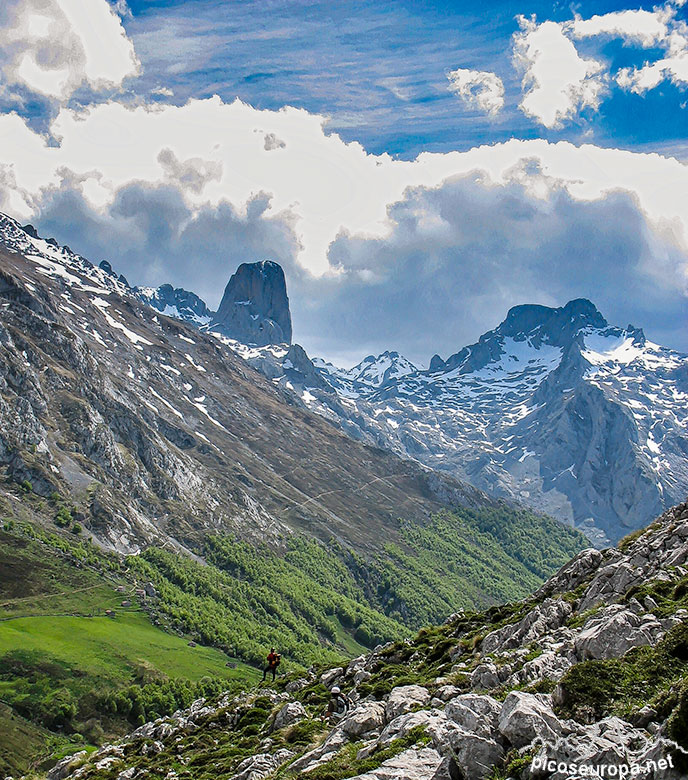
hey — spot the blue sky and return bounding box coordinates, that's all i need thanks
[123,0,687,157]
[0,0,686,364]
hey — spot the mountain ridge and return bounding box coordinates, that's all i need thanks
[225,297,688,547]
[2,209,684,545]
[0,207,581,610]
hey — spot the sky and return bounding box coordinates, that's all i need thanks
[0,0,686,365]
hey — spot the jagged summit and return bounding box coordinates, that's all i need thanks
[284,299,687,546]
[497,298,608,342]
[210,260,292,346]
[134,283,213,326]
[0,212,291,341]
[433,299,610,375]
[316,350,418,392]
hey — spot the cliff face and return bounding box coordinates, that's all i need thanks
[210,260,292,346]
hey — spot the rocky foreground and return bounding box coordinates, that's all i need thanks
[48,501,688,780]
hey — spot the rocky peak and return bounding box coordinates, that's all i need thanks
[496,298,608,346]
[347,350,418,388]
[210,260,292,346]
[134,283,212,325]
[435,299,608,375]
[99,260,130,288]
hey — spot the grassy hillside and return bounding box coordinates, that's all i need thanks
[0,526,256,775]
[125,504,583,666]
[0,487,585,775]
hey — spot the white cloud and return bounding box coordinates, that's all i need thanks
[446,68,505,115]
[617,27,688,93]
[569,2,688,96]
[0,96,687,291]
[513,17,607,129]
[157,148,223,194]
[0,0,139,101]
[510,3,688,123]
[572,9,669,46]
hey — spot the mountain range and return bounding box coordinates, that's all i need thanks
[105,236,687,547]
[0,210,686,778]
[0,210,583,618]
[304,299,688,547]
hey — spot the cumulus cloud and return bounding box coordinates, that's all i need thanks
[35,183,302,308]
[312,175,688,362]
[1,97,688,286]
[0,0,139,101]
[446,68,505,116]
[0,94,687,361]
[513,17,607,129]
[31,167,688,363]
[157,148,223,194]
[576,2,688,96]
[617,24,688,94]
[572,9,669,46]
[509,3,688,125]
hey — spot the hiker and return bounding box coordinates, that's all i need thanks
[322,686,350,723]
[262,648,281,682]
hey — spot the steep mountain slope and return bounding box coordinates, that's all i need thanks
[56,219,684,546]
[50,499,688,780]
[276,300,688,547]
[0,210,583,614]
[0,212,590,774]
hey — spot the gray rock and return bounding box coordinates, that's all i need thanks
[320,667,344,688]
[346,747,443,779]
[271,701,307,732]
[346,655,367,676]
[481,599,573,655]
[385,685,431,721]
[47,752,89,780]
[498,692,564,748]
[434,685,462,702]
[508,650,572,687]
[230,748,295,780]
[443,730,504,780]
[629,706,658,729]
[430,757,461,780]
[340,701,386,738]
[287,728,349,773]
[444,693,501,739]
[574,605,664,660]
[377,710,443,749]
[285,678,310,693]
[469,661,501,690]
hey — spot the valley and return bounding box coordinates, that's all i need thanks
[0,214,586,774]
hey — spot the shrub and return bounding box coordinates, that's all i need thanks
[55,507,72,528]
